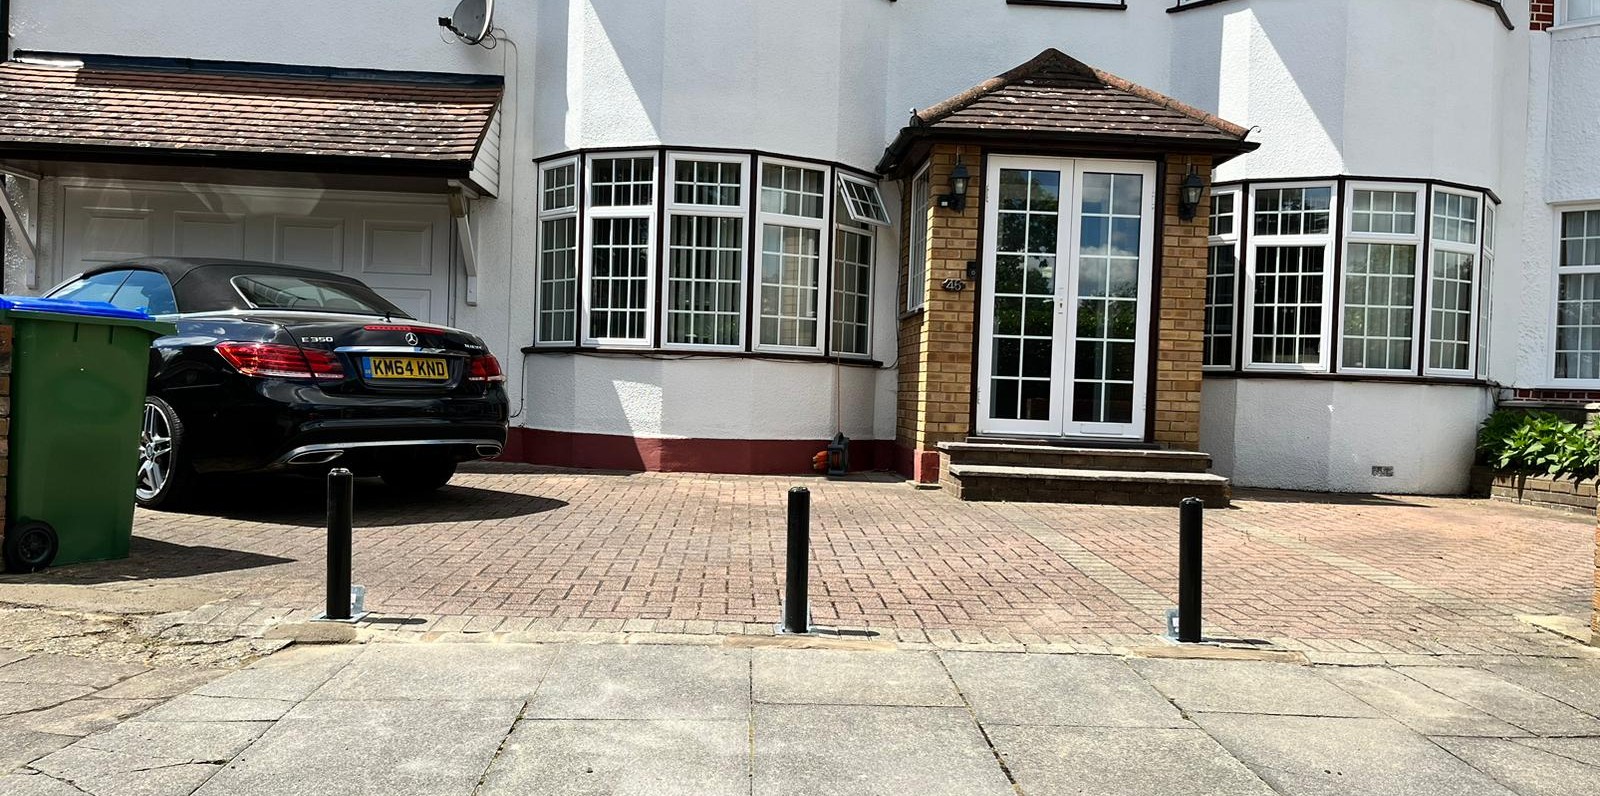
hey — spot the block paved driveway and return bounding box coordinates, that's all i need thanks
[18,464,1595,654]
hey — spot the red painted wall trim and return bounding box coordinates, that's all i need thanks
[503,428,899,475]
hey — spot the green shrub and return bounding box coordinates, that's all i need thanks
[1476,409,1600,479]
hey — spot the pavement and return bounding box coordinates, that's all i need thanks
[4,637,1600,795]
[2,464,1592,656]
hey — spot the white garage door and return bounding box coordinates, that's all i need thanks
[58,179,453,323]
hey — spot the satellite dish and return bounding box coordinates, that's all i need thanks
[439,0,493,46]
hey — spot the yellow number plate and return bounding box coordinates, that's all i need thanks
[364,357,449,381]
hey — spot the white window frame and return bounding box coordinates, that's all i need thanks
[906,165,931,312]
[837,173,891,227]
[1203,187,1240,371]
[1423,187,1483,378]
[1336,181,1425,376]
[1477,202,1495,380]
[1550,203,1600,386]
[1242,181,1338,373]
[534,156,580,347]
[661,152,749,352]
[581,150,659,348]
[755,156,831,355]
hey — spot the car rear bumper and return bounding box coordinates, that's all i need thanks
[272,438,506,468]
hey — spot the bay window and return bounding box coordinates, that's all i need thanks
[1556,207,1600,380]
[1425,189,1481,376]
[832,176,886,357]
[757,159,829,353]
[535,158,579,345]
[1244,184,1335,370]
[583,153,658,346]
[1203,190,1239,369]
[664,154,747,350]
[1339,185,1423,373]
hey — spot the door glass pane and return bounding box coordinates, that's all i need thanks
[989,168,1060,421]
[1073,173,1142,424]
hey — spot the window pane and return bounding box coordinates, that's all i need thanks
[1209,192,1235,237]
[674,160,742,207]
[538,217,578,343]
[666,215,744,347]
[1570,0,1600,21]
[907,172,930,310]
[1075,172,1141,424]
[1432,191,1479,244]
[839,178,890,226]
[1254,187,1332,237]
[1250,246,1326,365]
[110,270,178,315]
[761,163,825,218]
[1556,272,1600,379]
[589,217,651,341]
[832,227,873,356]
[1427,250,1474,371]
[542,163,577,212]
[591,157,654,207]
[759,224,821,348]
[1340,243,1416,370]
[1350,189,1417,235]
[1205,244,1236,367]
[1561,210,1600,268]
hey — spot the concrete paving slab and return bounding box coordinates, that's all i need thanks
[309,643,557,701]
[31,745,223,796]
[1401,666,1600,736]
[478,719,747,796]
[942,652,1187,727]
[1317,666,1527,736]
[1485,659,1600,718]
[137,694,295,723]
[1194,713,1517,796]
[1517,737,1600,767]
[75,720,273,761]
[986,725,1277,796]
[0,771,92,795]
[1434,737,1600,796]
[1130,659,1380,717]
[0,682,95,717]
[95,667,224,700]
[198,701,520,796]
[196,645,360,701]
[19,696,163,737]
[752,704,1013,796]
[753,649,961,706]
[530,644,749,721]
[0,649,25,669]
[0,724,75,773]
[0,654,148,688]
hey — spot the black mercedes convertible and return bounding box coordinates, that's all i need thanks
[46,258,510,510]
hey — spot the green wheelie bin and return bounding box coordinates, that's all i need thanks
[0,296,175,572]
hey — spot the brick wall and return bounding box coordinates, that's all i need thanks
[1533,0,1555,30]
[1153,155,1212,450]
[892,146,1215,479]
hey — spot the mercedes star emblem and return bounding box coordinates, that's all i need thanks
[405,332,419,346]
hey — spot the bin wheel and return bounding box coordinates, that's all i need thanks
[3,521,58,573]
[135,396,192,511]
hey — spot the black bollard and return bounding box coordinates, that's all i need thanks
[782,487,811,634]
[326,468,354,621]
[1178,496,1203,643]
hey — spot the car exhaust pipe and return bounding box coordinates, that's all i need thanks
[475,444,503,459]
[288,450,345,466]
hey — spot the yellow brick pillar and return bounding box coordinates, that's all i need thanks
[1153,155,1213,451]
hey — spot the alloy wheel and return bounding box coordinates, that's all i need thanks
[136,402,173,501]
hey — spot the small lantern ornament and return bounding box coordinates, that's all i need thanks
[1179,166,1206,221]
[826,432,850,477]
[939,158,971,213]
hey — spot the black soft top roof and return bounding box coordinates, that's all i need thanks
[79,257,407,317]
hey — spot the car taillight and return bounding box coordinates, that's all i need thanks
[467,354,504,383]
[363,324,445,335]
[216,342,345,381]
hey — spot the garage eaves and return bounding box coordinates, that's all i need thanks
[0,52,504,194]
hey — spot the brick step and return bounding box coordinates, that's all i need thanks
[944,464,1232,507]
[938,441,1214,473]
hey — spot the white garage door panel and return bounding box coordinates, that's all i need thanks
[60,180,452,323]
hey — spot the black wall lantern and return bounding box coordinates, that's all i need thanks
[938,158,970,213]
[1178,166,1206,222]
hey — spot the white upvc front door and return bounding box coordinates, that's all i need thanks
[975,156,1157,440]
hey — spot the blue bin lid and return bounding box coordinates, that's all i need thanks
[0,295,156,321]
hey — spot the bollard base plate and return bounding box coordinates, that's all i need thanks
[311,612,368,624]
[774,601,813,636]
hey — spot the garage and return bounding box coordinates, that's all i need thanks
[0,52,502,325]
[58,180,454,322]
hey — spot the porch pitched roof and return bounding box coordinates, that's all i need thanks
[0,53,502,179]
[878,49,1256,174]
